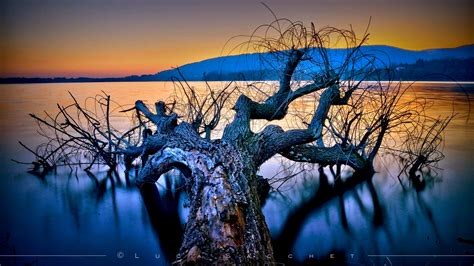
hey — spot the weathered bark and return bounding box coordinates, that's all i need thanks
[137,124,274,264]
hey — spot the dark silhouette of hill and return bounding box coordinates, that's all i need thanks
[1,45,473,84]
[388,57,474,81]
[153,44,474,81]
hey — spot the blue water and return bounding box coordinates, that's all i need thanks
[0,82,473,265]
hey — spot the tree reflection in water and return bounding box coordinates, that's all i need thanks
[30,161,444,265]
[139,173,184,263]
[266,163,443,265]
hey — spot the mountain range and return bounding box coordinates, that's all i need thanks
[2,44,473,84]
[154,44,474,81]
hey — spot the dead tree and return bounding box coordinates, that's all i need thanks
[18,18,452,264]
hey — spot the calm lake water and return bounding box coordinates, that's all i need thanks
[0,82,473,266]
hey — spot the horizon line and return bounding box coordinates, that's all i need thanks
[1,43,473,80]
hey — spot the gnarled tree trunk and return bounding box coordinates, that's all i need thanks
[129,43,368,264]
[136,123,274,264]
[131,64,364,263]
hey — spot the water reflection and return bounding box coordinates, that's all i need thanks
[260,159,471,265]
[270,167,386,264]
[1,166,188,265]
[139,174,185,263]
[63,168,188,264]
[35,162,458,265]
[0,82,473,266]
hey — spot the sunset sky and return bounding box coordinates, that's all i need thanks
[1,0,473,78]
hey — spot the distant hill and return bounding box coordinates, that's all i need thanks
[1,45,473,84]
[153,44,474,81]
[388,57,474,81]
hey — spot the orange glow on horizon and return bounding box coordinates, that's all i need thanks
[1,0,472,78]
